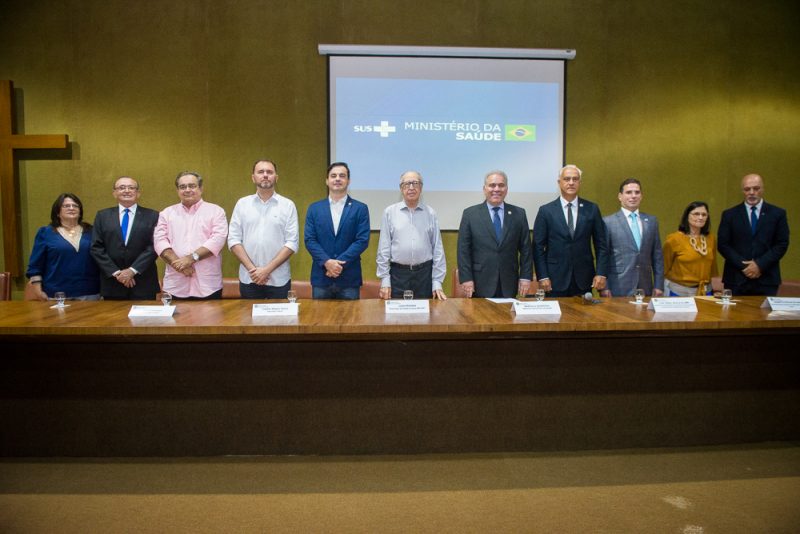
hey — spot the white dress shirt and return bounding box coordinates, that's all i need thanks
[228,192,299,286]
[376,201,446,291]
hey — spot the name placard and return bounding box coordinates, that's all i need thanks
[385,300,430,314]
[648,297,698,313]
[128,305,176,317]
[513,300,561,315]
[761,297,800,312]
[252,303,299,317]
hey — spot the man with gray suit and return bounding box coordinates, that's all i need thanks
[457,170,533,298]
[601,178,664,297]
[532,165,609,297]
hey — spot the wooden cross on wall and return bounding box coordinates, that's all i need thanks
[0,80,69,276]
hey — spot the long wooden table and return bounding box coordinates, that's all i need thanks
[2,297,799,456]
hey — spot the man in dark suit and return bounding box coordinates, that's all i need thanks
[718,173,789,296]
[602,178,664,297]
[304,162,370,299]
[457,170,533,298]
[533,165,609,297]
[90,176,160,300]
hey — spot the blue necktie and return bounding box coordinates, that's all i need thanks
[630,212,641,250]
[492,206,502,242]
[750,205,758,235]
[121,208,130,244]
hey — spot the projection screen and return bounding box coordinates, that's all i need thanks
[321,45,574,229]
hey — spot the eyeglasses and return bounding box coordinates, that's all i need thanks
[178,183,199,190]
[400,181,422,189]
[115,185,139,191]
[61,204,80,209]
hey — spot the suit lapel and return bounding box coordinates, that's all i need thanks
[336,196,352,237]
[481,205,498,244]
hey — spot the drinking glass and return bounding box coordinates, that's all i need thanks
[634,289,645,304]
[54,291,66,308]
[403,290,414,300]
[160,291,172,306]
[535,289,546,301]
[287,290,297,303]
[721,289,732,305]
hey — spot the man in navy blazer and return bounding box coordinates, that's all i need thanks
[90,176,160,300]
[533,165,609,297]
[457,170,533,298]
[304,162,370,299]
[718,173,789,296]
[602,178,664,297]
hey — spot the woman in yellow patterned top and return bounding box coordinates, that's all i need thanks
[662,201,719,296]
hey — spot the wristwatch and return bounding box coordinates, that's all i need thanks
[191,251,200,262]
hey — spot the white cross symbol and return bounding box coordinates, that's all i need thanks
[373,120,396,138]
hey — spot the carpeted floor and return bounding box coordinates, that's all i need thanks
[2,442,799,533]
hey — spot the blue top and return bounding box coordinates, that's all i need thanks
[26,225,100,298]
[304,196,370,288]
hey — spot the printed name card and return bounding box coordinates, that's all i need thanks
[128,305,176,317]
[761,297,800,312]
[648,297,698,313]
[513,300,561,315]
[385,300,430,314]
[252,303,299,317]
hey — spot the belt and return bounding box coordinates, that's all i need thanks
[390,260,433,271]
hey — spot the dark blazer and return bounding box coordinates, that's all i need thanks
[717,201,789,293]
[533,197,610,295]
[90,205,160,299]
[304,195,370,288]
[456,202,533,298]
[603,210,664,296]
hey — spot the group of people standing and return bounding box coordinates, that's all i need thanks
[25,161,790,302]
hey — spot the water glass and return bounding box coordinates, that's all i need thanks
[721,289,732,305]
[54,291,66,308]
[403,290,414,300]
[535,289,546,301]
[287,290,297,303]
[634,289,644,304]
[160,291,172,306]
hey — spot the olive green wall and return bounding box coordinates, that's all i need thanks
[1,0,798,295]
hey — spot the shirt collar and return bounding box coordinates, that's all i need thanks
[621,207,639,218]
[119,204,138,214]
[560,196,578,208]
[745,200,763,212]
[329,195,348,207]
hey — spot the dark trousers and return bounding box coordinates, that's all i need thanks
[172,288,223,301]
[389,260,433,299]
[549,277,588,298]
[730,280,779,297]
[239,280,291,299]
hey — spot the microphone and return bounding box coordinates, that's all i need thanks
[582,292,601,305]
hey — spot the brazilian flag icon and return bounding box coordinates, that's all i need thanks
[505,124,536,142]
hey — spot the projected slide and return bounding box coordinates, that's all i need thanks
[335,78,559,192]
[329,55,566,228]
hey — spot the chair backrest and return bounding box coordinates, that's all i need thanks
[291,280,312,299]
[222,277,241,299]
[0,272,11,300]
[360,279,382,299]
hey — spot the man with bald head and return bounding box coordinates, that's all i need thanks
[377,171,447,300]
[718,173,789,296]
[457,170,532,298]
[91,176,160,300]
